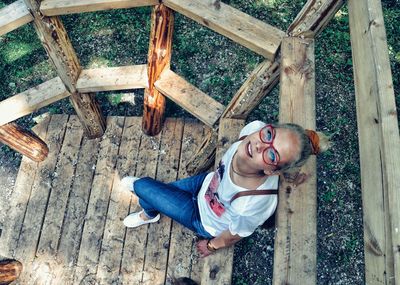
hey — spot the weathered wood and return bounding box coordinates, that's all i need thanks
[142,4,174,136]
[200,118,244,285]
[0,123,49,162]
[164,0,285,59]
[34,117,83,271]
[185,128,217,176]
[288,0,344,38]
[121,120,162,284]
[25,0,105,138]
[0,0,33,36]
[273,37,316,285]
[56,135,101,284]
[40,0,158,16]
[74,117,124,285]
[69,92,106,139]
[348,0,400,283]
[142,118,184,285]
[167,119,206,284]
[96,117,142,284]
[155,70,225,128]
[13,115,68,283]
[0,77,70,126]
[76,65,148,93]
[0,118,49,258]
[222,60,280,119]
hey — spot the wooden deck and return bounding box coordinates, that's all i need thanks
[1,115,210,285]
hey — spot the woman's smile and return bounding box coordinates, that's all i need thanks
[246,141,252,158]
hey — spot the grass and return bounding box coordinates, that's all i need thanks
[0,0,399,284]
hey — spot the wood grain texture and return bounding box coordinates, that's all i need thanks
[0,117,49,258]
[155,70,225,128]
[143,4,174,136]
[0,123,49,162]
[349,0,400,283]
[0,0,33,36]
[76,65,148,93]
[40,0,158,16]
[288,0,344,38]
[96,117,142,284]
[273,37,316,285]
[73,117,124,285]
[0,77,70,126]
[164,0,285,59]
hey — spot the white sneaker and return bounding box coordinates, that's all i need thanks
[120,176,140,192]
[123,210,160,228]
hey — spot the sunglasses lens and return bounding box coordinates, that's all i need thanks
[262,126,273,142]
[264,148,277,164]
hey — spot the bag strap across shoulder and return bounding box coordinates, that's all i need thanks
[230,189,278,204]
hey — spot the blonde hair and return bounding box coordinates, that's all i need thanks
[272,123,331,171]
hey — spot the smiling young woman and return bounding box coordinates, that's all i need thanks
[120,120,331,257]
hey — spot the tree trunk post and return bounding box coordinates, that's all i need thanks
[142,4,174,136]
[0,123,49,162]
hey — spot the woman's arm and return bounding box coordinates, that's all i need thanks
[196,230,242,257]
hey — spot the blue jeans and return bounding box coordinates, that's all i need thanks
[132,173,213,239]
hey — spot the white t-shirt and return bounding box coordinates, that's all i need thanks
[197,121,279,237]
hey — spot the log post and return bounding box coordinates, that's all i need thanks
[142,4,174,136]
[24,0,105,138]
[0,123,49,162]
[0,259,23,285]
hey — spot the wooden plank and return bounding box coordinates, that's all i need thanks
[120,121,162,284]
[30,116,83,283]
[12,115,68,283]
[273,37,316,285]
[73,117,124,285]
[155,70,225,128]
[0,123,49,162]
[164,0,285,59]
[348,0,400,283]
[222,60,280,119]
[25,0,105,138]
[166,119,207,284]
[76,65,148,93]
[55,134,101,284]
[0,0,33,36]
[142,118,184,284]
[40,0,158,16]
[200,118,244,285]
[0,77,70,126]
[288,0,344,38]
[96,117,142,284]
[142,4,174,136]
[0,118,49,258]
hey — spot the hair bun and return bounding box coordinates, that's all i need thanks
[305,129,320,155]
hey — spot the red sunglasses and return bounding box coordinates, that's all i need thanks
[259,124,280,166]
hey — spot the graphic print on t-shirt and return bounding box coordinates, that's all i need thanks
[204,160,226,217]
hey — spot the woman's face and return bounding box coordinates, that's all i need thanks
[236,127,301,175]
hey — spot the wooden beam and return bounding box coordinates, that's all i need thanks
[0,0,33,36]
[142,4,174,136]
[164,0,285,60]
[0,123,49,162]
[24,0,105,138]
[288,0,344,38]
[155,70,225,128]
[348,0,400,283]
[40,0,158,16]
[273,37,316,285]
[0,77,70,126]
[222,60,280,119]
[200,118,245,285]
[76,65,148,93]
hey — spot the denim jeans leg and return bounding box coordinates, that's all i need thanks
[133,176,212,238]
